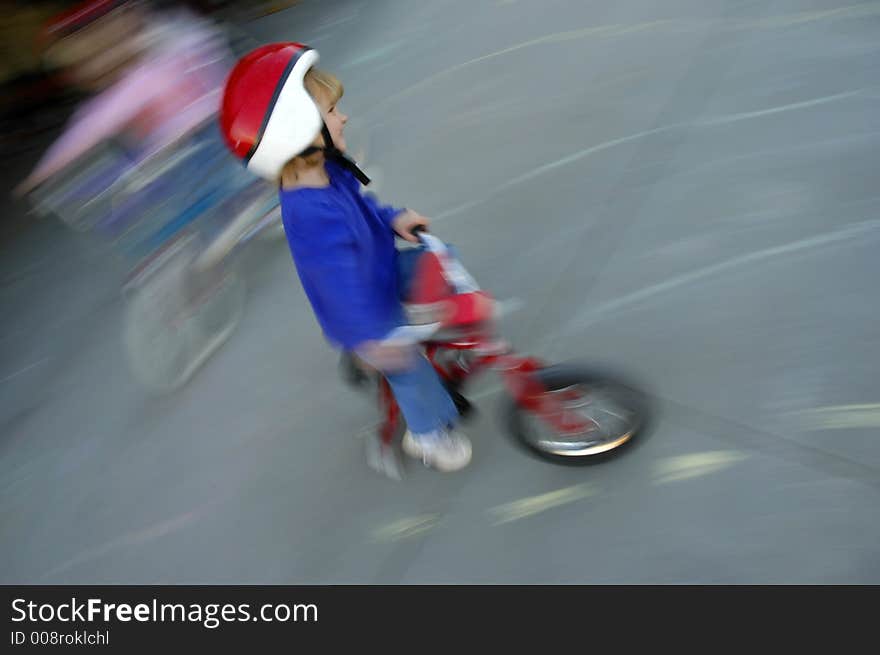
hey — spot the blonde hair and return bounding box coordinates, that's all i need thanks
[305,68,344,106]
[280,68,344,180]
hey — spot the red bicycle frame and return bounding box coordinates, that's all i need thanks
[376,329,595,445]
[375,231,596,446]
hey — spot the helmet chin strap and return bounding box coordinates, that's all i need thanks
[299,123,371,186]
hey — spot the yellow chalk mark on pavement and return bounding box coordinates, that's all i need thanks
[791,404,880,430]
[653,451,748,484]
[372,514,440,543]
[490,483,597,525]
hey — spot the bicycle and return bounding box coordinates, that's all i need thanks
[347,228,652,479]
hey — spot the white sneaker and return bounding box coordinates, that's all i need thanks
[402,428,472,472]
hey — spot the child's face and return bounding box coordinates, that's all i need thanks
[314,90,348,153]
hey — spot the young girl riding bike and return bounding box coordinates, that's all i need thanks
[219,43,472,472]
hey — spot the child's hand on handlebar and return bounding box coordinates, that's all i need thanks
[392,209,430,243]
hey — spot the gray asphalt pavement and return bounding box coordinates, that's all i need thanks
[2,0,879,583]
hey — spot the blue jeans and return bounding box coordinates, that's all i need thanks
[378,353,459,435]
[359,246,458,435]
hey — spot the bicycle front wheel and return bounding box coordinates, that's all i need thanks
[504,364,650,463]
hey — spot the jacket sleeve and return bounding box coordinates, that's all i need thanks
[361,191,406,232]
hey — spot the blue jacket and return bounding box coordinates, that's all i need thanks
[279,160,406,350]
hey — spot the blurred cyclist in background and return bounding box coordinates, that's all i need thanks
[16,0,233,195]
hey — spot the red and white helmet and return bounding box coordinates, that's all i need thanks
[219,42,322,180]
